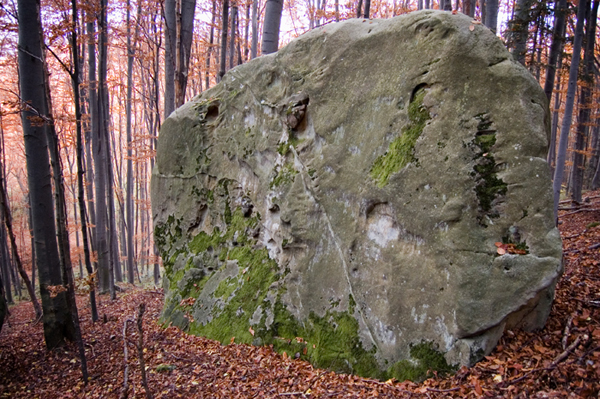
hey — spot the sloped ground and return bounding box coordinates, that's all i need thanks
[1,194,599,398]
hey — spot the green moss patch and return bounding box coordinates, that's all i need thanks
[471,114,507,225]
[261,296,384,379]
[270,163,298,188]
[370,87,430,187]
[387,342,456,382]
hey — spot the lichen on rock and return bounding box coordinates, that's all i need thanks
[152,10,562,381]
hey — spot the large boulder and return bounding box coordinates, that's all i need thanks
[151,10,562,381]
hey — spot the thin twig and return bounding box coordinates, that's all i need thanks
[120,317,134,399]
[562,315,574,350]
[551,335,582,367]
[426,387,460,393]
[137,303,153,399]
[559,208,600,218]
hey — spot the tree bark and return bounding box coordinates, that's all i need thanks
[71,0,98,323]
[364,0,371,18]
[94,0,112,296]
[175,0,197,107]
[0,145,42,319]
[485,0,498,33]
[251,0,258,58]
[509,0,536,65]
[17,0,75,349]
[126,0,136,286]
[229,5,237,70]
[553,0,588,218]
[262,0,283,54]
[543,0,567,102]
[570,0,598,202]
[164,0,176,117]
[219,0,230,80]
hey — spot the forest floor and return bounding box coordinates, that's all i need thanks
[1,196,600,398]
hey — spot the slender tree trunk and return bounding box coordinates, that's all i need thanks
[0,214,12,305]
[552,0,588,218]
[485,0,498,32]
[244,0,250,61]
[175,0,197,106]
[251,0,258,58]
[441,0,452,11]
[262,0,283,54]
[570,0,598,202]
[71,0,98,323]
[0,142,42,319]
[219,0,230,80]
[509,0,535,65]
[164,0,176,117]
[42,55,89,382]
[0,259,6,332]
[205,0,216,88]
[364,0,371,17]
[126,0,136,286]
[356,0,362,17]
[229,4,237,69]
[95,0,112,295]
[547,54,563,174]
[17,0,75,349]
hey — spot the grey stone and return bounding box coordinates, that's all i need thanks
[151,10,562,381]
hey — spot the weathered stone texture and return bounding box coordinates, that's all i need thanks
[151,10,562,380]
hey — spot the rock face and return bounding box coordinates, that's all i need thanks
[151,10,562,381]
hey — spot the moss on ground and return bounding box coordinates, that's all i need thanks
[387,342,456,382]
[371,87,430,187]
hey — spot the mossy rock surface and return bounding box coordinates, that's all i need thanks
[151,10,562,381]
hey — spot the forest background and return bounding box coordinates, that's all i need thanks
[0,0,599,388]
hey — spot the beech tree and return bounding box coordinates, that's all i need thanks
[17,0,75,348]
[164,0,197,114]
[262,0,283,54]
[570,0,598,202]
[553,0,588,217]
[509,0,536,65]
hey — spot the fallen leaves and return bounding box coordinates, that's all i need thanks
[2,192,600,397]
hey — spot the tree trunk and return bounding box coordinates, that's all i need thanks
[547,54,563,175]
[364,0,371,17]
[251,0,258,58]
[356,0,362,17]
[164,0,176,117]
[462,0,475,17]
[17,0,75,349]
[95,0,112,295]
[42,53,89,382]
[262,0,283,54]
[0,262,5,332]
[175,0,197,107]
[71,0,98,323]
[126,0,136,285]
[205,0,216,88]
[244,1,250,61]
[0,144,42,319]
[552,0,588,218]
[509,0,535,65]
[569,0,598,202]
[544,0,567,101]
[441,0,452,11]
[229,5,237,70]
[219,0,230,80]
[0,222,12,304]
[485,0,498,32]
